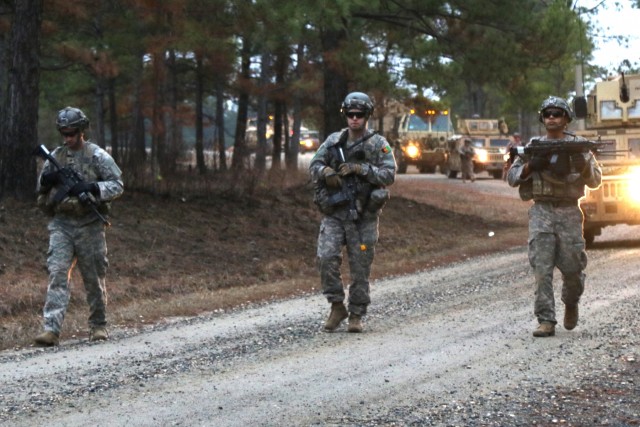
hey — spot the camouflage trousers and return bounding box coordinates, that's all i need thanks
[528,202,587,324]
[42,219,109,334]
[461,158,475,181]
[316,214,379,316]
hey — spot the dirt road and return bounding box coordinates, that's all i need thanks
[1,176,638,426]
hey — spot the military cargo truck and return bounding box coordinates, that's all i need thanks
[575,73,640,245]
[393,112,453,174]
[372,102,453,174]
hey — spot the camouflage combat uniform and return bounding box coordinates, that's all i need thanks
[459,143,476,182]
[507,136,601,325]
[309,129,396,316]
[37,142,124,335]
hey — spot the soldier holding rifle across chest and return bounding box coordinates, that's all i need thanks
[507,96,602,338]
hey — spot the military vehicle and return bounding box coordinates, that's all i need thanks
[393,110,453,174]
[575,73,640,245]
[450,117,513,179]
[369,97,453,173]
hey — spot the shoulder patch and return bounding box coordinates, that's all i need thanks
[381,144,391,154]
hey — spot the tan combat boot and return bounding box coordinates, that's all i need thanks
[532,322,555,337]
[34,331,59,347]
[347,314,363,333]
[90,326,109,342]
[324,302,348,331]
[564,305,579,330]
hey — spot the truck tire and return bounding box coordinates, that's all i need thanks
[397,161,407,174]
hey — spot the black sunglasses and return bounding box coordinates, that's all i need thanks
[346,111,366,119]
[60,129,79,137]
[542,110,565,119]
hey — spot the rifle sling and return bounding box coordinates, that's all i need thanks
[330,130,377,164]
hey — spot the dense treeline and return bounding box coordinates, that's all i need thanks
[0,0,623,201]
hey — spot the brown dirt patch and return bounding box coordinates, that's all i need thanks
[0,175,529,350]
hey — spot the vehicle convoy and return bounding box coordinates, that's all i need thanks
[246,116,320,154]
[446,117,513,179]
[575,73,640,245]
[373,101,454,174]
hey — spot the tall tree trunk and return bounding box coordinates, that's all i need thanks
[255,51,270,171]
[166,49,179,177]
[272,101,283,170]
[321,26,349,139]
[94,78,106,148]
[151,50,166,184]
[0,7,8,159]
[195,54,206,174]
[215,79,227,171]
[108,77,119,162]
[131,52,147,185]
[287,42,304,171]
[232,36,251,171]
[0,0,42,201]
[271,51,287,171]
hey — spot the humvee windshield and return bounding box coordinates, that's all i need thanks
[407,115,429,131]
[490,138,510,148]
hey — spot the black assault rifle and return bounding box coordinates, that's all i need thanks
[34,144,110,226]
[509,131,614,162]
[327,131,376,221]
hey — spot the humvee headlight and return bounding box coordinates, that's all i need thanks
[475,148,488,163]
[626,170,640,203]
[405,144,420,159]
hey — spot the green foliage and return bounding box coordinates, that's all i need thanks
[1,0,609,197]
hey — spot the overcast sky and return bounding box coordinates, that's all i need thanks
[587,0,640,71]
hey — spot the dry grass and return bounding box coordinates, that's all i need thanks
[0,172,528,351]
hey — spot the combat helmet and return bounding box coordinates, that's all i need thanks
[538,96,573,123]
[56,106,90,131]
[340,92,374,118]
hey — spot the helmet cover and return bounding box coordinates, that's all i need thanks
[56,106,90,131]
[340,92,374,117]
[538,96,573,123]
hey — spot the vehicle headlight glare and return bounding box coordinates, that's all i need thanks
[475,148,488,163]
[627,175,640,203]
[406,145,420,158]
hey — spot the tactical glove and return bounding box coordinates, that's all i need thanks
[571,153,588,173]
[322,167,342,188]
[527,156,549,172]
[69,182,100,197]
[40,170,61,187]
[338,163,364,176]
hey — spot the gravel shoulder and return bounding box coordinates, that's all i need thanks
[1,241,638,426]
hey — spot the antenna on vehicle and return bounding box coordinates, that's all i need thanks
[620,72,630,103]
[573,9,588,120]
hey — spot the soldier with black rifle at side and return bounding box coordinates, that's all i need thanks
[33,107,124,346]
[507,96,602,338]
[309,92,396,333]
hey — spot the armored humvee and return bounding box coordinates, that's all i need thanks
[575,73,640,245]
